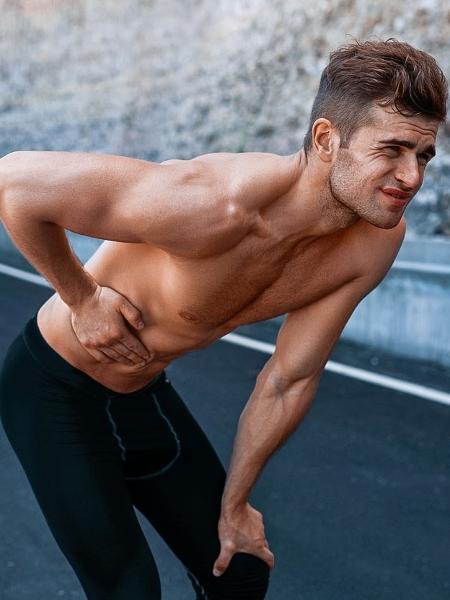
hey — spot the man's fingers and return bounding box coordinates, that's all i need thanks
[119,338,151,363]
[86,348,115,364]
[100,346,134,364]
[244,545,275,570]
[84,338,150,366]
[213,545,234,577]
[260,547,275,570]
[213,546,274,578]
[114,340,149,364]
[119,301,144,330]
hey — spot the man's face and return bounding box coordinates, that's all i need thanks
[328,103,439,229]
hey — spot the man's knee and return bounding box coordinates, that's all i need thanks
[75,544,162,600]
[189,553,270,599]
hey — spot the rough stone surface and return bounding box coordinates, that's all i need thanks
[0,0,449,237]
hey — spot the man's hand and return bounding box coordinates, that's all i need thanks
[213,503,275,577]
[70,284,153,366]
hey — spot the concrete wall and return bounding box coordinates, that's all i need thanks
[343,236,450,366]
[0,226,449,367]
[1,0,450,238]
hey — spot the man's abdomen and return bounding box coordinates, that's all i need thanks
[34,241,207,393]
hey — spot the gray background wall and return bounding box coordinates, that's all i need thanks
[0,0,449,368]
[0,0,449,235]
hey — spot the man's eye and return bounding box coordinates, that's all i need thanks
[385,146,400,155]
[418,155,430,165]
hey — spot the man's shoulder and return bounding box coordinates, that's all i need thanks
[150,152,289,257]
[192,150,286,172]
[192,151,297,209]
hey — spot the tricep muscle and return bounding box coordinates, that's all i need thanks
[1,151,217,248]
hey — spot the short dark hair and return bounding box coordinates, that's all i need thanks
[303,38,448,156]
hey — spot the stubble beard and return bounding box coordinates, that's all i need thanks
[328,149,366,229]
[328,148,401,229]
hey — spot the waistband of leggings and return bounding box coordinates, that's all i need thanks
[21,312,167,399]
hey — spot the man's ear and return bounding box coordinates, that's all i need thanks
[312,118,340,163]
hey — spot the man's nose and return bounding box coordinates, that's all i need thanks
[394,156,421,190]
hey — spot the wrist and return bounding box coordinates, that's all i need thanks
[65,273,98,310]
[220,499,248,517]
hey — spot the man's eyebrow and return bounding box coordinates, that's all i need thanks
[378,138,436,157]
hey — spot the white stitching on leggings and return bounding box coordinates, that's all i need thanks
[188,570,209,599]
[123,393,181,481]
[105,398,127,461]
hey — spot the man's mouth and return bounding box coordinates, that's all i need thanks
[381,188,412,206]
[381,187,412,201]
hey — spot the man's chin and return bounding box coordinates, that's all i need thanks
[361,210,403,230]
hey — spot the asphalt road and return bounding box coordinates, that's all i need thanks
[1,266,449,600]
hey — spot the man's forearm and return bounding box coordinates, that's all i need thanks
[2,217,97,307]
[0,152,98,308]
[221,370,322,512]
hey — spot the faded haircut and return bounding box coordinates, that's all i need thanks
[303,37,448,156]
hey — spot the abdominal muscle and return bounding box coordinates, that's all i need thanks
[36,241,220,393]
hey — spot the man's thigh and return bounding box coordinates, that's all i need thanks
[124,377,270,599]
[0,332,162,599]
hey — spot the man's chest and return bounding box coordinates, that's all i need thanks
[162,224,364,331]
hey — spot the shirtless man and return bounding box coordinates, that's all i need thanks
[0,39,447,599]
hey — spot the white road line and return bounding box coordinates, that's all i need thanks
[0,263,51,287]
[1,261,449,407]
[220,335,450,407]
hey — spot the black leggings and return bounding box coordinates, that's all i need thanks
[0,313,270,599]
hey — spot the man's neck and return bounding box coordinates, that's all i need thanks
[281,149,361,241]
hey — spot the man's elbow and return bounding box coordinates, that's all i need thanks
[257,365,322,401]
[0,152,22,216]
[0,151,32,169]
[0,151,33,189]
[256,368,322,432]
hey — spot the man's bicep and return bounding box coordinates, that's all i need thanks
[269,276,374,385]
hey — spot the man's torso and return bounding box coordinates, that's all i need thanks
[37,152,378,392]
